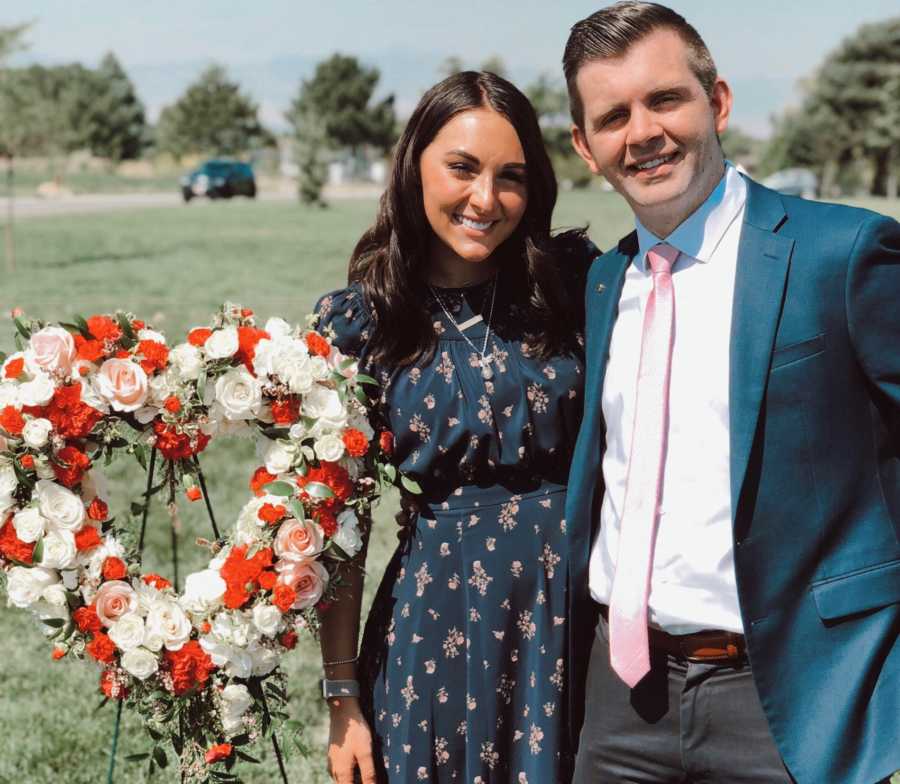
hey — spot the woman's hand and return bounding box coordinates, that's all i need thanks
[327,698,378,784]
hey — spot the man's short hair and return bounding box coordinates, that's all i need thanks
[563,2,717,129]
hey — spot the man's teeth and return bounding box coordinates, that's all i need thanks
[459,216,493,230]
[636,155,673,170]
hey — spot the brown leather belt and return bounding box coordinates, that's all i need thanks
[599,605,747,664]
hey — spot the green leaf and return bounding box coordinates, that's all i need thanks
[42,616,65,628]
[381,463,397,482]
[13,316,31,340]
[124,753,150,763]
[354,386,368,405]
[302,481,333,500]
[73,315,92,338]
[400,475,423,494]
[152,745,168,769]
[235,750,260,764]
[0,351,6,363]
[355,373,378,385]
[196,367,207,400]
[31,538,44,564]
[133,443,148,471]
[116,312,137,343]
[288,498,307,521]
[262,480,296,497]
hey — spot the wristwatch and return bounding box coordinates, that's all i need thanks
[320,678,361,700]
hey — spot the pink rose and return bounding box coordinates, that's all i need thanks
[95,579,138,628]
[29,327,76,375]
[275,559,328,609]
[273,519,323,562]
[96,358,148,412]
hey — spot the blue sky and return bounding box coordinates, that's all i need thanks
[4,1,898,136]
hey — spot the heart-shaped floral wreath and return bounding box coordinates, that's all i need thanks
[0,303,401,781]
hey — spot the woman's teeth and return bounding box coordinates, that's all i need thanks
[456,215,493,230]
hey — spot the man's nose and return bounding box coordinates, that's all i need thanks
[625,105,664,149]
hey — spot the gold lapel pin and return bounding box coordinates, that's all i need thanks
[595,283,606,293]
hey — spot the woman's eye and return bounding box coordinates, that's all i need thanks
[502,171,526,184]
[448,163,474,175]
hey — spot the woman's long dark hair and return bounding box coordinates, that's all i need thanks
[348,71,586,366]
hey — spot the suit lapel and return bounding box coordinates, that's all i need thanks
[729,180,794,517]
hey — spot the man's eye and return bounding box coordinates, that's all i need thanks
[600,112,626,129]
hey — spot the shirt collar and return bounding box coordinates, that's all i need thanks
[634,162,748,271]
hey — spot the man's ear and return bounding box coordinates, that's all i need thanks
[710,77,732,135]
[571,125,601,175]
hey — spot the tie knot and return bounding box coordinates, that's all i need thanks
[646,243,679,275]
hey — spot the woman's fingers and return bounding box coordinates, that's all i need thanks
[358,750,378,784]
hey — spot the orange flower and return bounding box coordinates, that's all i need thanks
[272,583,296,613]
[86,633,117,664]
[164,395,181,414]
[258,503,287,525]
[86,315,122,342]
[87,497,109,521]
[52,445,91,488]
[187,328,212,347]
[186,486,202,502]
[0,406,25,436]
[51,647,66,660]
[20,454,35,470]
[74,525,103,552]
[3,357,24,379]
[250,466,276,496]
[205,743,233,764]
[142,573,172,590]
[73,604,102,635]
[0,518,34,564]
[342,428,369,458]
[137,339,169,375]
[102,556,128,581]
[305,332,331,358]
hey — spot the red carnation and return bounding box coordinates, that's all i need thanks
[379,431,394,456]
[270,397,301,425]
[102,557,128,581]
[240,308,254,318]
[258,570,277,590]
[187,328,212,347]
[273,583,296,613]
[250,466,276,496]
[164,395,181,414]
[163,640,215,696]
[0,518,34,564]
[205,743,233,765]
[220,545,274,609]
[87,497,109,521]
[52,647,66,660]
[279,630,298,650]
[52,445,91,488]
[137,340,169,375]
[73,334,104,363]
[236,326,270,371]
[4,357,24,379]
[314,507,338,538]
[131,319,145,330]
[46,384,103,439]
[305,332,331,358]
[258,503,287,525]
[75,525,103,552]
[74,604,102,635]
[186,486,202,502]
[100,669,129,700]
[342,428,369,458]
[86,633,117,664]
[298,461,353,503]
[142,573,172,590]
[20,455,34,470]
[0,406,25,436]
[152,420,210,460]
[86,315,122,343]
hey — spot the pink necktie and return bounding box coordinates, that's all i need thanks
[608,242,679,688]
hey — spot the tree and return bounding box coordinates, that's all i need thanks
[719,127,762,170]
[157,65,270,160]
[438,56,465,78]
[85,53,147,162]
[286,54,396,205]
[480,55,507,78]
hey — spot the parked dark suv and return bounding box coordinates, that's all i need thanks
[181,160,256,201]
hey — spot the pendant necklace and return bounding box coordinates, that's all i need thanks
[429,275,498,380]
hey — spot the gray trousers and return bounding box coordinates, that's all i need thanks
[573,615,793,784]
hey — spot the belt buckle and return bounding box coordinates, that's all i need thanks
[684,639,743,664]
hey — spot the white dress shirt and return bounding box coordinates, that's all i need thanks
[589,164,748,634]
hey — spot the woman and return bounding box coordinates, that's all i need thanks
[314,71,596,783]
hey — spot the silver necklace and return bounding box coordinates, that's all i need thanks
[429,275,498,380]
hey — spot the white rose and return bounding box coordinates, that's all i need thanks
[137,328,167,344]
[214,368,262,421]
[251,643,279,676]
[308,356,331,381]
[76,377,109,413]
[271,340,310,379]
[36,479,85,531]
[109,613,146,652]
[146,600,192,651]
[17,372,55,407]
[6,566,58,608]
[22,417,52,449]
[13,506,47,543]
[251,339,275,378]
[205,327,239,359]
[0,383,17,407]
[41,583,68,608]
[220,683,253,734]
[303,386,345,425]
[40,529,77,569]
[263,439,295,475]
[332,509,363,557]
[314,433,345,463]
[181,569,226,614]
[252,604,283,637]
[288,422,307,441]
[285,364,314,395]
[0,464,19,497]
[169,343,203,381]
[200,637,253,679]
[121,647,159,680]
[264,317,292,340]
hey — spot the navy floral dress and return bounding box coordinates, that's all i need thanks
[315,254,593,783]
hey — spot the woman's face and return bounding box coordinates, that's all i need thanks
[419,107,528,277]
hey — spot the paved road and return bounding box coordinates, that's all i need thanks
[0,184,381,220]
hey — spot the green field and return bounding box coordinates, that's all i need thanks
[1,192,898,783]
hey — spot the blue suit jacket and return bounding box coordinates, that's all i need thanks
[565,177,900,784]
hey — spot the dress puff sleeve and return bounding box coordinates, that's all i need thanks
[313,284,374,365]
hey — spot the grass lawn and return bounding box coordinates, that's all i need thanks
[1,191,897,783]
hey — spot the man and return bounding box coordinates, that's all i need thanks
[562,3,900,783]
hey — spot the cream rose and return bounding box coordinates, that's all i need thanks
[181,569,226,614]
[39,530,77,569]
[252,603,283,637]
[6,566,58,608]
[22,417,52,449]
[96,358,148,412]
[205,327,239,359]
[109,613,146,651]
[263,439,295,475]
[275,559,328,609]
[41,583,69,608]
[251,644,278,676]
[263,317,292,340]
[220,683,253,734]
[169,343,203,381]
[36,479,85,531]
[121,648,159,680]
[302,385,346,429]
[13,506,47,543]
[274,519,324,562]
[94,580,138,627]
[214,367,262,420]
[28,326,76,375]
[314,433,345,463]
[17,372,55,407]
[145,600,192,651]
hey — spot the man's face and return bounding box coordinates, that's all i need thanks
[571,28,732,234]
